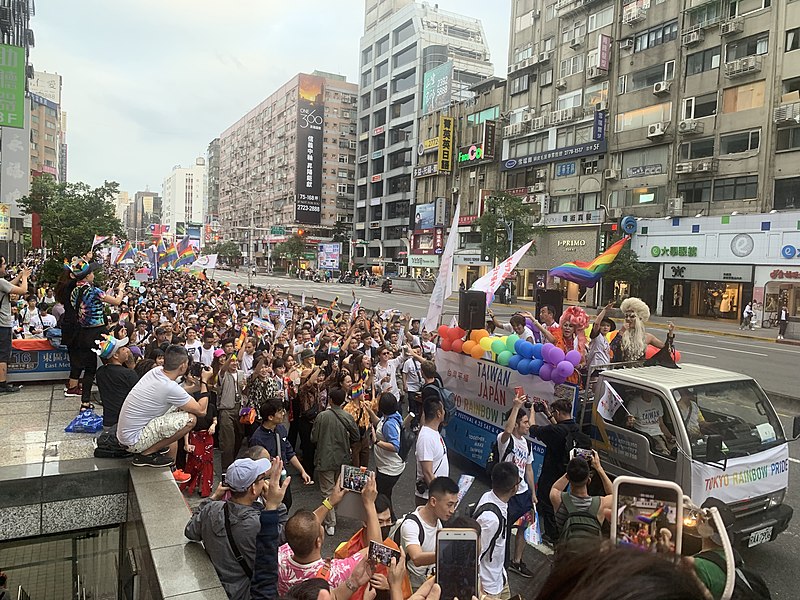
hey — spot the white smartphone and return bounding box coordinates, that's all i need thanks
[611,476,683,556]
[436,529,479,600]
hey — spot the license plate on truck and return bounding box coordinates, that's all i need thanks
[748,527,773,547]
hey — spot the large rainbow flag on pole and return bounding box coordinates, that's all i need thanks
[174,245,196,268]
[164,241,179,268]
[114,240,135,264]
[548,236,630,287]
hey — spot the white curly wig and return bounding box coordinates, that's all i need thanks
[620,297,650,323]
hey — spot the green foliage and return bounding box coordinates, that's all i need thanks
[203,241,241,261]
[605,243,653,294]
[19,176,124,259]
[273,234,306,262]
[475,192,538,264]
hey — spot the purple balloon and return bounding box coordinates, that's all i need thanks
[549,347,566,365]
[556,360,575,378]
[565,349,582,367]
[525,317,535,331]
[552,372,567,385]
[539,363,553,381]
[541,343,555,364]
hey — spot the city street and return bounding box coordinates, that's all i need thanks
[219,270,800,598]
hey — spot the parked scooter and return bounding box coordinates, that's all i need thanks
[381,278,393,293]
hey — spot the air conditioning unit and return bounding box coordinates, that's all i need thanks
[678,120,704,134]
[586,66,608,80]
[535,169,548,179]
[555,78,567,89]
[532,116,548,130]
[521,109,535,122]
[532,183,547,192]
[667,197,684,215]
[532,9,541,18]
[653,81,671,95]
[695,160,717,172]
[551,108,578,124]
[595,100,608,111]
[603,168,618,180]
[503,123,524,137]
[647,122,667,138]
[681,29,704,46]
[508,58,531,75]
[569,37,583,49]
[725,55,762,78]
[349,140,357,149]
[720,18,744,36]
[369,221,381,229]
[619,38,634,50]
[538,50,553,63]
[622,6,646,25]
[675,162,693,174]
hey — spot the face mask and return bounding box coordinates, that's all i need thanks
[380,525,393,540]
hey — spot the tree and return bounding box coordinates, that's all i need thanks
[273,234,307,268]
[204,241,241,263]
[331,221,352,270]
[604,244,653,297]
[19,176,124,258]
[475,192,540,264]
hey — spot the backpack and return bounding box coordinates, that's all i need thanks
[558,493,602,544]
[423,381,456,424]
[695,550,772,600]
[390,512,425,548]
[563,423,591,469]
[486,436,531,478]
[381,415,416,462]
[93,430,133,459]
[465,502,506,562]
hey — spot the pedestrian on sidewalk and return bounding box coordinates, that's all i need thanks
[778,302,789,340]
[740,302,753,330]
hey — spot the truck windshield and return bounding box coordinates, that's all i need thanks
[672,380,785,461]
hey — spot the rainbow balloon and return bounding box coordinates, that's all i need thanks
[548,236,630,287]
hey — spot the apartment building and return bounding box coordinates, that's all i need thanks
[503,0,800,304]
[206,138,220,245]
[217,71,357,264]
[124,191,162,244]
[161,158,206,238]
[354,0,494,271]
[29,71,63,180]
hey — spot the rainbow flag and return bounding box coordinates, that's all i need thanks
[548,236,630,288]
[236,325,248,351]
[164,242,179,268]
[157,238,169,268]
[115,241,135,264]
[91,234,109,249]
[175,245,196,268]
[350,379,364,401]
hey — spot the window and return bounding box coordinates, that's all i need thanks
[719,129,760,154]
[45,121,56,129]
[588,6,614,31]
[362,46,373,66]
[559,54,584,78]
[615,102,672,132]
[375,61,389,80]
[391,71,415,94]
[513,46,534,64]
[627,62,675,92]
[722,81,766,113]
[622,145,668,176]
[787,28,800,52]
[510,74,530,95]
[561,21,586,43]
[542,37,554,52]
[625,186,663,206]
[634,20,678,52]
[374,86,388,104]
[686,46,721,75]
[557,128,575,148]
[376,36,389,56]
[777,127,800,151]
[677,180,712,203]
[725,32,769,61]
[679,137,715,160]
[774,177,800,210]
[361,71,372,87]
[511,133,548,157]
[545,3,555,21]
[575,124,593,144]
[393,44,416,69]
[550,195,578,213]
[584,81,608,110]
[687,2,721,28]
[394,20,415,46]
[682,93,718,119]
[557,90,583,110]
[713,175,758,201]
[540,69,554,86]
[467,106,500,125]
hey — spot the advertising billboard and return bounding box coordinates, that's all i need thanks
[421,60,453,116]
[1,104,30,211]
[318,243,341,270]
[0,45,25,129]
[413,202,436,230]
[29,71,61,105]
[438,116,454,173]
[295,74,324,225]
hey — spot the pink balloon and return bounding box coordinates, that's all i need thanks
[539,363,553,381]
[565,350,582,367]
[549,347,565,365]
[556,360,574,378]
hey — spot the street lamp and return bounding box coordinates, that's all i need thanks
[229,183,258,288]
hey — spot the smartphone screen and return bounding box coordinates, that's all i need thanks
[341,465,371,493]
[514,386,524,397]
[612,477,683,555]
[436,532,478,600]
[368,540,400,567]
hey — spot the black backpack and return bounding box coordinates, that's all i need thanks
[558,493,602,544]
[382,416,416,462]
[423,381,456,425]
[563,423,591,469]
[466,502,506,562]
[485,436,531,478]
[391,512,425,548]
[695,550,772,600]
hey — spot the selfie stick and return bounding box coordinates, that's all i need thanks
[707,506,735,600]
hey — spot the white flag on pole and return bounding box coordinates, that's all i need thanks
[190,254,218,270]
[469,240,534,306]
[424,201,460,332]
[598,381,626,421]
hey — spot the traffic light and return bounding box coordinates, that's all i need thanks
[297,228,305,236]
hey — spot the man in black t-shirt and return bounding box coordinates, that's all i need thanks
[96,344,139,429]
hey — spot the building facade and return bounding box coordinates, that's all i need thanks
[161,158,206,239]
[29,71,63,180]
[218,71,357,266]
[502,0,800,304]
[205,138,220,245]
[354,0,494,271]
[124,191,162,244]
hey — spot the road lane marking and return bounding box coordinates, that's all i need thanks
[677,341,767,357]
[789,458,800,465]
[678,350,717,359]
[713,339,800,355]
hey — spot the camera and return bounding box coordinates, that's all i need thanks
[415,479,428,495]
[532,400,548,413]
[189,358,204,378]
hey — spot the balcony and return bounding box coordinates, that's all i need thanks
[503,121,531,138]
[550,106,583,125]
[555,0,603,19]
[622,5,646,25]
[773,100,800,125]
[724,55,762,78]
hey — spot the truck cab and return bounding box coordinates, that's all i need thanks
[580,363,795,549]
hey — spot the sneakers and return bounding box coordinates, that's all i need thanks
[0,383,22,393]
[325,525,335,536]
[64,385,83,398]
[172,469,191,483]
[132,453,175,468]
[508,560,535,578]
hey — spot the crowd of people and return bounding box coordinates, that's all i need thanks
[2,249,764,600]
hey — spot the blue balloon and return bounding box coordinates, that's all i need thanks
[532,343,543,360]
[517,358,532,375]
[520,342,535,359]
[514,339,527,355]
[508,354,522,370]
[530,358,544,375]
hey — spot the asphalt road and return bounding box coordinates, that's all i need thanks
[217,270,800,599]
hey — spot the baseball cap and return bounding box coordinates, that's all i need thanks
[225,458,270,492]
[300,348,314,360]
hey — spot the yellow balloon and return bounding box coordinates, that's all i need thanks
[584,326,593,338]
[479,336,493,351]
[501,336,508,343]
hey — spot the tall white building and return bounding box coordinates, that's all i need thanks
[161,158,207,236]
[354,0,494,272]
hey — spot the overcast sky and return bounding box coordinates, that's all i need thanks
[31,0,511,195]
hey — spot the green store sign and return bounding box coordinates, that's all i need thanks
[651,245,698,258]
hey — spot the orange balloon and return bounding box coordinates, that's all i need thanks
[470,330,482,343]
[470,344,485,359]
[476,329,490,340]
[462,340,476,354]
[607,330,618,342]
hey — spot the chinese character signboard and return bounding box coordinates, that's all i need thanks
[295,74,324,225]
[412,163,439,178]
[599,35,612,71]
[482,120,496,158]
[318,243,341,270]
[544,209,604,227]
[422,61,453,116]
[501,140,607,171]
[0,45,25,129]
[592,109,607,141]
[438,116,454,173]
[29,71,61,105]
[0,204,9,241]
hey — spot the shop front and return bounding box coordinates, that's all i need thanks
[407,253,440,278]
[753,266,800,336]
[661,263,753,320]
[454,254,491,289]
